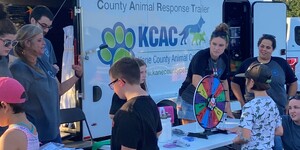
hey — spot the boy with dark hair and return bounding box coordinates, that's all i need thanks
[281,95,300,150]
[109,57,162,150]
[29,5,57,69]
[228,63,283,149]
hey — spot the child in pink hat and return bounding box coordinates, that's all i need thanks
[0,77,39,150]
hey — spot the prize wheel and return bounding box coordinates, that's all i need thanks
[193,75,226,130]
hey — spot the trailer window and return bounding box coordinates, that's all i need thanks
[295,26,300,46]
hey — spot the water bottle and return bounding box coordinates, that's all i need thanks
[159,113,172,142]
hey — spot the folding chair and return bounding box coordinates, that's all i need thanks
[60,108,94,149]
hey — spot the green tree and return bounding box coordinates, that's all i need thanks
[277,0,300,17]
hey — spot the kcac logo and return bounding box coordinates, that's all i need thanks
[98,22,135,66]
[98,18,206,65]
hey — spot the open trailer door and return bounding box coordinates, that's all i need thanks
[252,1,287,58]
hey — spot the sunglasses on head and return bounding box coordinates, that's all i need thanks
[0,39,18,47]
[245,63,261,76]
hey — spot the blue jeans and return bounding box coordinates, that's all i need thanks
[273,136,283,150]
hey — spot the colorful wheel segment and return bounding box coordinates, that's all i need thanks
[193,75,226,129]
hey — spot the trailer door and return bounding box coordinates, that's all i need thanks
[252,2,286,58]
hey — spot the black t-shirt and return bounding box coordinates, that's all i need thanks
[111,96,162,150]
[109,93,126,115]
[179,48,228,96]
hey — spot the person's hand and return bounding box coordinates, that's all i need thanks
[226,126,241,134]
[177,105,182,110]
[72,56,83,78]
[227,112,235,119]
[53,64,60,73]
[72,64,82,78]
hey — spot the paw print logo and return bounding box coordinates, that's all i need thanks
[98,22,136,65]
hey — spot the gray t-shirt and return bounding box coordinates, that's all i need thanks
[282,115,300,150]
[10,58,59,142]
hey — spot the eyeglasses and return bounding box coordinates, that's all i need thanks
[0,39,18,47]
[37,21,53,30]
[288,96,295,101]
[108,79,119,90]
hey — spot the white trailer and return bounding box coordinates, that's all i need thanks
[76,0,287,139]
[287,17,300,91]
[77,0,224,139]
[2,0,288,141]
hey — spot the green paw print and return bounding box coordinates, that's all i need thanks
[98,22,136,65]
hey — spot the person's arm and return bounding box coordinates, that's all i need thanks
[275,126,283,136]
[0,129,27,150]
[287,81,298,97]
[231,82,245,107]
[109,115,114,120]
[233,128,251,144]
[190,50,207,88]
[192,74,202,87]
[222,79,234,118]
[58,64,82,96]
[157,131,162,137]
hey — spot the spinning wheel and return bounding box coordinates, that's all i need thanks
[191,75,227,138]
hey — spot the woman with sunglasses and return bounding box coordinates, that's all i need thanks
[0,4,17,77]
[0,3,17,137]
[231,34,298,150]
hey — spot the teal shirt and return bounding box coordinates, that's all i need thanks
[10,58,59,142]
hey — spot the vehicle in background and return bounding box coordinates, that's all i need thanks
[287,17,300,92]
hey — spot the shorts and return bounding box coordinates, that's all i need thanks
[176,96,196,120]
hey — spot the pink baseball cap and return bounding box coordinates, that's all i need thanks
[0,77,26,104]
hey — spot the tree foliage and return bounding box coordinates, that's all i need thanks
[276,0,300,17]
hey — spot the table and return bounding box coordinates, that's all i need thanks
[158,119,240,150]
